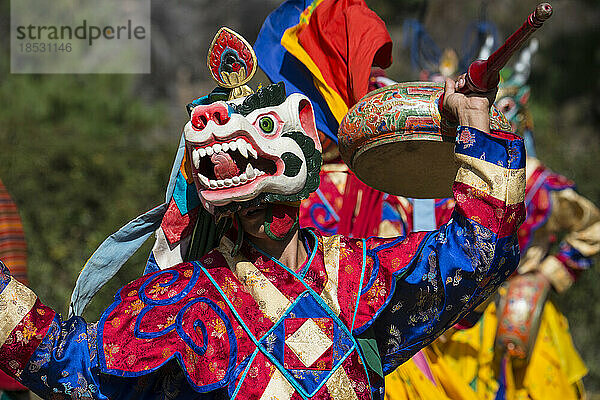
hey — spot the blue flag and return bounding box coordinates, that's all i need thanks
[255,0,339,142]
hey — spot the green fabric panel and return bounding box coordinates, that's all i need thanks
[357,326,384,378]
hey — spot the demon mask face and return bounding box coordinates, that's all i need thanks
[185,28,322,215]
[496,80,532,135]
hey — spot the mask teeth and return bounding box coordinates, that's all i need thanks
[192,138,258,161]
[197,173,210,188]
[200,163,264,190]
[192,138,267,190]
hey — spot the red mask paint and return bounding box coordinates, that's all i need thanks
[263,203,300,241]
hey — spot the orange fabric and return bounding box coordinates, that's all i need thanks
[294,0,392,107]
[0,178,27,285]
[0,181,28,391]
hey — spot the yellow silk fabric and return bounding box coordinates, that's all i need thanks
[385,347,478,400]
[0,277,37,347]
[436,301,587,400]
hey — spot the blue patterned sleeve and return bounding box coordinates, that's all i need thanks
[353,127,526,374]
[0,260,11,292]
[17,315,104,398]
[0,261,106,399]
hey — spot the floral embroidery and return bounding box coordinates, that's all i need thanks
[105,343,120,357]
[149,282,169,296]
[157,315,176,330]
[125,299,144,316]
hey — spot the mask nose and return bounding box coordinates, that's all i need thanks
[190,103,230,130]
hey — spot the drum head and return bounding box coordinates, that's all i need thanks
[339,82,512,198]
[352,137,456,198]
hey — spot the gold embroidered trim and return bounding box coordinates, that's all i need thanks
[455,154,526,205]
[325,365,360,400]
[320,235,341,316]
[219,237,291,323]
[0,278,37,346]
[285,318,333,367]
[260,368,296,400]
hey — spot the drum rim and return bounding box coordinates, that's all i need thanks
[348,132,456,168]
[357,80,445,102]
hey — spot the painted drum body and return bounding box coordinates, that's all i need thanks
[495,273,550,364]
[338,82,511,198]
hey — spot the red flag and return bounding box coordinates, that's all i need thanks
[295,0,392,107]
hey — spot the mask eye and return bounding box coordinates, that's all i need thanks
[258,116,275,134]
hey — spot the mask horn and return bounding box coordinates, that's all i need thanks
[477,34,496,61]
[513,38,539,85]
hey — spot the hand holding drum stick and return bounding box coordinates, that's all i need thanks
[441,3,553,131]
[443,75,495,133]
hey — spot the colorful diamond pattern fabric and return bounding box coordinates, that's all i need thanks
[259,291,354,396]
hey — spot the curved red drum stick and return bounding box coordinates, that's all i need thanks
[463,3,553,93]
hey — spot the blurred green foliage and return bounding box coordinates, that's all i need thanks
[0,57,175,318]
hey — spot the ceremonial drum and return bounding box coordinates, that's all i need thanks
[495,273,550,363]
[338,82,512,198]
